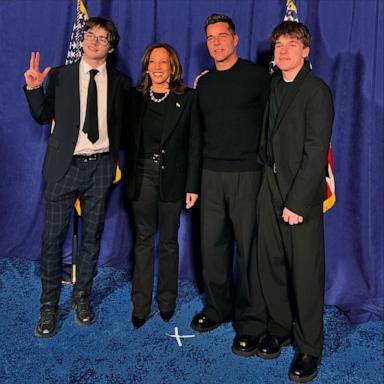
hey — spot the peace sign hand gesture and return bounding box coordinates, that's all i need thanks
[24,52,51,88]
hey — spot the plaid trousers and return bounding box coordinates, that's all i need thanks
[40,154,115,305]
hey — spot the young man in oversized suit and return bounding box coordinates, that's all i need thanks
[256,21,334,383]
[23,17,130,338]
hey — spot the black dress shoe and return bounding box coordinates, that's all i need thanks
[232,334,259,357]
[257,333,291,359]
[289,353,320,383]
[160,310,174,322]
[35,305,59,338]
[132,315,146,328]
[72,292,96,326]
[190,312,222,332]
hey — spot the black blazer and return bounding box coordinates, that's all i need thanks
[124,87,202,201]
[24,61,131,183]
[259,63,334,217]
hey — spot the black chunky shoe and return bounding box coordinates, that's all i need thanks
[289,353,320,383]
[257,334,291,359]
[232,334,259,357]
[190,312,222,332]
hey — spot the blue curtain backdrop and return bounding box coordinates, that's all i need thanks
[0,0,382,323]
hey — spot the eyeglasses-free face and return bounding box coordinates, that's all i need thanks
[147,47,172,92]
[206,22,238,70]
[274,34,309,80]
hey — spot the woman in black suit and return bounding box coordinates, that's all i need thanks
[125,43,201,328]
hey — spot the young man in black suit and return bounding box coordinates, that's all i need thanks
[256,21,334,382]
[24,17,130,338]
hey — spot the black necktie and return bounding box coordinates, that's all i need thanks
[83,69,99,143]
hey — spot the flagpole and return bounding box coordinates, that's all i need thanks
[71,210,79,283]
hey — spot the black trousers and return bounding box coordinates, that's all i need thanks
[257,167,325,357]
[131,159,183,318]
[200,169,267,336]
[40,154,115,305]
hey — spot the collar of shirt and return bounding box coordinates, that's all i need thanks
[80,58,107,78]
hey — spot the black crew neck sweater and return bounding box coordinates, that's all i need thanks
[197,58,270,171]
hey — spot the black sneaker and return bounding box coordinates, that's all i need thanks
[35,305,58,338]
[72,292,96,326]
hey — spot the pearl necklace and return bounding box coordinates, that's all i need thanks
[149,86,170,103]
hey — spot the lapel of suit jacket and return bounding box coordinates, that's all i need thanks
[160,92,186,147]
[272,63,311,136]
[134,91,148,148]
[107,67,117,126]
[67,62,80,127]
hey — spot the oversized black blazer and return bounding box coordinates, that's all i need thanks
[124,87,202,202]
[24,61,131,183]
[259,63,334,217]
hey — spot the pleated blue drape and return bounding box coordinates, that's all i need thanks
[0,0,382,323]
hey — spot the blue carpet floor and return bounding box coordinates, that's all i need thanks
[0,257,383,384]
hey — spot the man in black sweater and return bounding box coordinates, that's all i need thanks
[190,13,270,356]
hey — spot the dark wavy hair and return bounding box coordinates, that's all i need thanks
[270,21,311,48]
[204,13,236,35]
[137,43,186,95]
[84,17,120,49]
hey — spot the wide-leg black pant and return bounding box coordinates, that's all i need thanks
[257,167,325,357]
[200,169,267,336]
[131,159,183,318]
[40,154,115,305]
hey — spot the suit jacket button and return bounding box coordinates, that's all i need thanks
[161,165,165,170]
[161,149,165,154]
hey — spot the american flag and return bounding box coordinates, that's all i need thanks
[270,0,336,213]
[65,0,89,65]
[284,0,298,22]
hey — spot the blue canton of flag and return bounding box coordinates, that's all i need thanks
[65,0,89,65]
